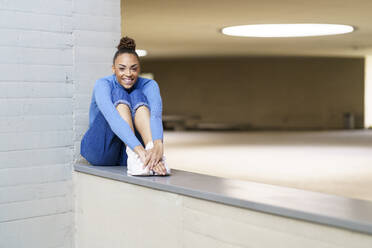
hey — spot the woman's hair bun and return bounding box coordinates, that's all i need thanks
[117,36,136,51]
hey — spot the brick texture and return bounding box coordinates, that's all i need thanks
[0,0,121,247]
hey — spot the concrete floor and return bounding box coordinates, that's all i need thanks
[163,130,372,202]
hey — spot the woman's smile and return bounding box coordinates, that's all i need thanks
[122,77,134,84]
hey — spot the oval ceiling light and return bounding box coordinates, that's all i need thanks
[136,49,148,57]
[221,24,354,37]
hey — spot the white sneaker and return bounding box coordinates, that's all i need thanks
[145,141,171,176]
[126,145,154,176]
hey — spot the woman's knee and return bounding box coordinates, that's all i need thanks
[112,87,131,109]
[130,89,150,113]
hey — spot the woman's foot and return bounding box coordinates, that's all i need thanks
[145,141,171,176]
[126,146,154,176]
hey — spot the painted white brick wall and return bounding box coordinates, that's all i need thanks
[0,0,121,247]
[72,0,121,160]
[0,0,74,247]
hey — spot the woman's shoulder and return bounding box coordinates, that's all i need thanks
[94,74,116,89]
[96,74,115,84]
[137,76,159,89]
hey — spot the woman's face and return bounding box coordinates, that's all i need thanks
[112,53,140,89]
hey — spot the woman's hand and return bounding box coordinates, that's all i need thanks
[152,160,167,175]
[145,140,163,170]
[133,145,151,168]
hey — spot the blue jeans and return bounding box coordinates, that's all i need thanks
[80,87,150,166]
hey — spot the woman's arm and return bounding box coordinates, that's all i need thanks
[142,79,164,143]
[94,79,142,150]
[142,80,165,170]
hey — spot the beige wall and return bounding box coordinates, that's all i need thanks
[142,57,364,129]
[75,172,372,248]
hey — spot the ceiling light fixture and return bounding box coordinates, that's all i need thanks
[136,49,147,57]
[221,24,354,37]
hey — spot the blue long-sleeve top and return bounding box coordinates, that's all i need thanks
[88,74,163,150]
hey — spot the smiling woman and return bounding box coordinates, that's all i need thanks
[80,36,171,176]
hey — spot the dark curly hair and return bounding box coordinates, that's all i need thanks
[113,36,139,64]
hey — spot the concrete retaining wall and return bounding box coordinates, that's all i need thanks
[75,172,372,248]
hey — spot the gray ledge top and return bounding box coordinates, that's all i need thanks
[74,163,372,235]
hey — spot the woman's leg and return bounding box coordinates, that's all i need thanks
[130,89,152,145]
[112,87,137,165]
[115,103,134,166]
[116,104,134,132]
[80,87,132,166]
[128,89,169,175]
[134,106,152,145]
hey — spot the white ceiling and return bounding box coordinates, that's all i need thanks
[122,0,372,59]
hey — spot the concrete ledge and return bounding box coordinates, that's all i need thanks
[74,163,372,235]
